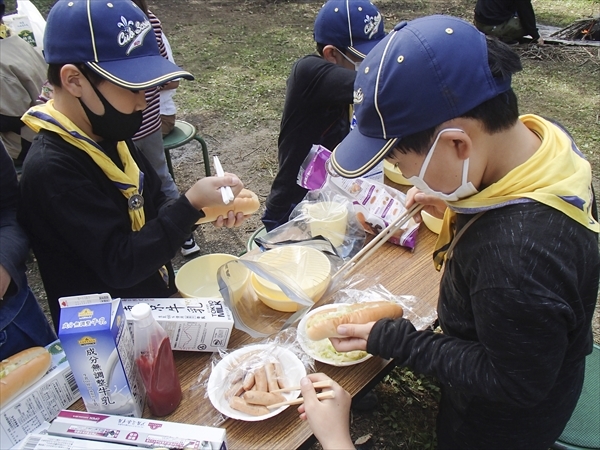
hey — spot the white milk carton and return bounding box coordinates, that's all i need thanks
[58,294,144,417]
[121,298,234,352]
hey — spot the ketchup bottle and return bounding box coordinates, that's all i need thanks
[131,303,182,417]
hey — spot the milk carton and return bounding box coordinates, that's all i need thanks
[58,294,144,417]
[121,298,234,352]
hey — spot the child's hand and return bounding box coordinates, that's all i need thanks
[297,373,354,449]
[329,322,374,353]
[405,186,447,219]
[184,173,243,212]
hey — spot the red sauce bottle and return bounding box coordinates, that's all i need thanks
[131,303,182,417]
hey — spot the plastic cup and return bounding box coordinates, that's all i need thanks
[305,201,348,247]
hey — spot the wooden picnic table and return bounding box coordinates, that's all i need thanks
[67,221,442,449]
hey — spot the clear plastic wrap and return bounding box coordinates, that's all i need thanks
[254,190,366,260]
[296,146,420,249]
[195,331,314,424]
[217,238,345,338]
[296,284,438,367]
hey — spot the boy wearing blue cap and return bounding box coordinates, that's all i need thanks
[18,0,247,330]
[262,0,385,232]
[324,15,598,448]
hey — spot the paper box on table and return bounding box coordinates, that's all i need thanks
[48,410,227,449]
[0,340,81,449]
[15,433,140,450]
[58,294,144,418]
[121,298,234,352]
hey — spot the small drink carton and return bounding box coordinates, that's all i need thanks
[58,294,144,418]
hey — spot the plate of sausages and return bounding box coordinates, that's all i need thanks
[207,344,306,421]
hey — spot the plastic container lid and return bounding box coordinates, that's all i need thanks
[130,302,152,320]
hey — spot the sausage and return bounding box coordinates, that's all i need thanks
[225,381,244,400]
[273,360,288,389]
[265,363,279,392]
[229,396,270,416]
[242,371,255,391]
[254,365,268,392]
[242,390,286,406]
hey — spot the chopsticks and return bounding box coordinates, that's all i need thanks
[213,156,235,204]
[270,379,333,393]
[332,203,423,281]
[267,390,335,410]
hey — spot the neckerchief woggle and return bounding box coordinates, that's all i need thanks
[22,100,146,231]
[433,114,599,271]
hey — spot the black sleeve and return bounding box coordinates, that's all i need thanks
[367,207,596,408]
[0,143,28,297]
[21,137,202,289]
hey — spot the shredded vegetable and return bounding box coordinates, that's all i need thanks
[306,338,367,364]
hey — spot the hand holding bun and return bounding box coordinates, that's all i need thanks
[305,301,403,341]
[0,347,51,406]
[196,188,260,224]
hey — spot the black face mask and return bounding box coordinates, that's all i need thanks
[78,79,143,142]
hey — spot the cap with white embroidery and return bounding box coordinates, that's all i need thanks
[43,0,193,90]
[314,0,385,59]
[331,15,513,178]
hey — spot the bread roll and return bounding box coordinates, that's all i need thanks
[196,188,260,224]
[305,301,403,341]
[0,347,52,406]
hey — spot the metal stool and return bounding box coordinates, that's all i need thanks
[162,120,211,179]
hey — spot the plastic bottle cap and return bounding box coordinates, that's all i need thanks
[130,302,152,320]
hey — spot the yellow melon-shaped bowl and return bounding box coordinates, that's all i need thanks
[175,253,238,298]
[421,210,443,235]
[252,246,331,312]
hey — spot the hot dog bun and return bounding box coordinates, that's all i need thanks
[0,347,52,406]
[196,188,260,224]
[305,301,403,341]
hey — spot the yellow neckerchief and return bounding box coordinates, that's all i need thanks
[22,100,146,231]
[433,114,599,271]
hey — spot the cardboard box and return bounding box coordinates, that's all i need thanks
[121,298,234,352]
[16,433,140,449]
[58,294,144,418]
[48,410,227,449]
[0,340,81,449]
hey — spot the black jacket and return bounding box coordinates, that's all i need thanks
[264,55,355,228]
[19,130,203,328]
[368,202,599,448]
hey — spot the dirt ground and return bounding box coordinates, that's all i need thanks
[25,0,599,448]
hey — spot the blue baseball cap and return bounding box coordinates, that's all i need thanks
[43,0,193,90]
[331,15,513,178]
[314,0,385,59]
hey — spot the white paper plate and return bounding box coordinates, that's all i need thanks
[207,344,306,421]
[297,303,372,367]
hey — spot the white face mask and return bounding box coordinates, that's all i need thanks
[406,128,478,202]
[337,50,361,71]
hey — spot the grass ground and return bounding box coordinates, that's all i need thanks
[20,0,600,447]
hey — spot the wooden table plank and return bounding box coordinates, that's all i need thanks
[66,225,442,450]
